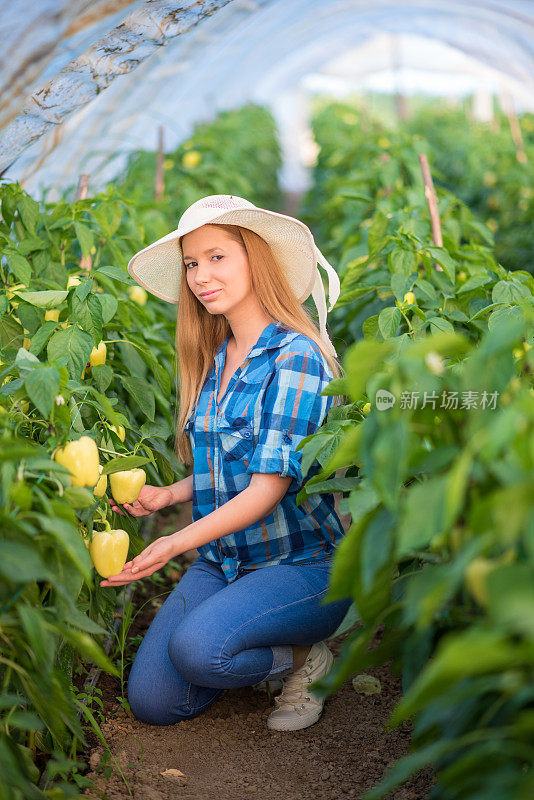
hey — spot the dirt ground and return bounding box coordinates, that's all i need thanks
[80,495,435,800]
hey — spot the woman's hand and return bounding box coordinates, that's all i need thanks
[99,533,180,587]
[111,484,173,517]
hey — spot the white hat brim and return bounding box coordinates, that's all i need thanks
[127,207,318,305]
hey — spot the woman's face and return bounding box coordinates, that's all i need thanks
[183,225,253,316]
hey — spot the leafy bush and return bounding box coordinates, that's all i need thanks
[297,100,534,800]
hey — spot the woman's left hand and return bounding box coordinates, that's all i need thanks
[99,534,179,587]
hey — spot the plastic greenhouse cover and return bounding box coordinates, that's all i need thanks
[1,0,533,195]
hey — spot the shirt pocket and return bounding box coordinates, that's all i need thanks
[218,414,255,462]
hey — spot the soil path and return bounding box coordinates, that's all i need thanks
[81,494,434,800]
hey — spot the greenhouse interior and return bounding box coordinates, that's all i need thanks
[1,2,533,800]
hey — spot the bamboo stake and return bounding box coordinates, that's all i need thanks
[75,174,92,271]
[500,91,527,164]
[419,154,444,272]
[155,125,165,202]
[75,174,89,201]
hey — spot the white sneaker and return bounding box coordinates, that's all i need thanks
[266,641,334,731]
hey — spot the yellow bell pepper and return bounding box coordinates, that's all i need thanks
[67,275,81,289]
[93,464,108,498]
[182,150,202,168]
[110,424,126,442]
[90,341,107,366]
[403,291,416,305]
[89,519,130,578]
[127,286,147,306]
[53,436,100,487]
[45,309,60,322]
[109,468,146,504]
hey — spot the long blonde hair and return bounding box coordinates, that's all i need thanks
[174,223,346,465]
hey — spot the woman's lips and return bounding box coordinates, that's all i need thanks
[200,289,221,300]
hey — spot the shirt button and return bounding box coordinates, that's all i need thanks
[243,430,251,438]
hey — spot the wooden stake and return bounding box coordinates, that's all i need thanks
[155,125,165,202]
[75,173,89,201]
[75,174,92,271]
[419,154,444,271]
[500,91,527,164]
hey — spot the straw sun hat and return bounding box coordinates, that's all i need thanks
[127,194,340,358]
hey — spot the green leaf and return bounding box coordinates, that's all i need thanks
[367,212,389,257]
[345,338,392,401]
[63,486,97,509]
[56,625,119,676]
[15,290,68,309]
[427,316,455,334]
[120,375,155,421]
[425,246,456,282]
[101,455,151,475]
[89,202,123,237]
[398,476,448,555]
[388,628,530,727]
[91,363,113,393]
[18,604,55,669]
[27,320,58,357]
[38,516,93,582]
[388,247,417,275]
[98,294,119,324]
[361,508,395,593]
[492,280,531,305]
[74,221,94,258]
[466,220,494,245]
[362,314,380,340]
[47,326,94,381]
[17,195,40,233]
[391,273,414,302]
[314,425,363,480]
[378,307,402,338]
[17,236,48,255]
[4,248,31,284]
[487,564,534,637]
[58,604,109,636]
[95,265,137,286]
[0,541,52,583]
[140,420,172,440]
[348,480,380,524]
[24,366,60,417]
[6,711,45,731]
[72,292,103,343]
[457,274,492,294]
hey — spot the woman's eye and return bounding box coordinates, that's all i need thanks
[185,255,223,269]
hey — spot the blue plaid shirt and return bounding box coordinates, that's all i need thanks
[184,321,345,583]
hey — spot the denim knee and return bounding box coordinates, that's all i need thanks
[167,624,219,686]
[127,670,193,726]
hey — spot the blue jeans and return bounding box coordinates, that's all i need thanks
[127,555,352,725]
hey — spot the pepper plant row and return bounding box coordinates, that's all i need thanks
[296,100,534,800]
[0,104,282,798]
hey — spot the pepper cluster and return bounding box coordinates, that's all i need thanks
[53,435,146,578]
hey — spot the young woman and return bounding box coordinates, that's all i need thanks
[100,195,353,732]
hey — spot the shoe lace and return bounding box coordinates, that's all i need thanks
[274,659,316,712]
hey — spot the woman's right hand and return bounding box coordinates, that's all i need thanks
[110,484,174,517]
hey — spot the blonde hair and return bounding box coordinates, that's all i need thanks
[173,223,346,465]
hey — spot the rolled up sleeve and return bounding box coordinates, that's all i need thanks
[246,349,334,489]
